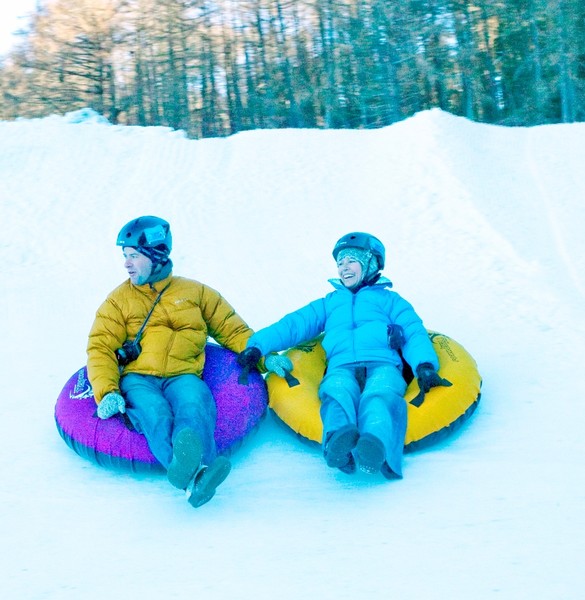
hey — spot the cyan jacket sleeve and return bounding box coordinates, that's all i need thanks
[247,298,326,355]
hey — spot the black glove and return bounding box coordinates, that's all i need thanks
[416,362,453,393]
[237,347,262,385]
[237,347,262,368]
[387,324,405,350]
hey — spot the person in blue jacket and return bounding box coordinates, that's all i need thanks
[238,232,451,479]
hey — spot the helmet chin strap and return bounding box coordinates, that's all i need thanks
[349,255,380,293]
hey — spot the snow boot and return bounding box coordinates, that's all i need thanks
[355,433,385,474]
[167,428,203,490]
[186,456,232,508]
[381,461,403,480]
[323,424,359,470]
[338,453,356,475]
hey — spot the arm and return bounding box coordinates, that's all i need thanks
[200,284,254,353]
[237,301,324,385]
[86,296,127,402]
[246,298,326,355]
[388,294,451,406]
[389,295,439,372]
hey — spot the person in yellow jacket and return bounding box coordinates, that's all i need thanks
[87,216,253,508]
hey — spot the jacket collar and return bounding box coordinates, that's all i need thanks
[146,258,173,284]
[132,272,174,294]
[328,275,392,292]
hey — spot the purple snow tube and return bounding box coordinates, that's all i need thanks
[55,344,268,472]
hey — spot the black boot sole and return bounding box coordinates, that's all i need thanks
[356,433,385,474]
[324,424,359,468]
[187,456,232,508]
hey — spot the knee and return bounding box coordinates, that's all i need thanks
[320,375,356,403]
[387,392,407,418]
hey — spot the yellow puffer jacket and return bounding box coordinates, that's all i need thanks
[87,274,253,402]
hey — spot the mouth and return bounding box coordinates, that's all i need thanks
[341,273,359,287]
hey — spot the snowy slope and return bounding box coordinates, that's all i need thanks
[1,108,584,599]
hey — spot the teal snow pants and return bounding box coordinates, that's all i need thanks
[120,373,217,468]
[319,362,407,477]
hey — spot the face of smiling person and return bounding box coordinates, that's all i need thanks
[123,247,153,285]
[337,255,363,289]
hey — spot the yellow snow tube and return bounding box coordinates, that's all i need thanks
[266,331,481,451]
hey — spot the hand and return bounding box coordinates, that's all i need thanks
[416,363,453,393]
[236,347,262,369]
[97,392,126,419]
[265,354,294,378]
[237,347,262,385]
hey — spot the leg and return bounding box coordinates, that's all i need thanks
[319,367,361,471]
[357,364,407,477]
[162,374,218,463]
[120,374,174,468]
[163,374,230,506]
[319,366,361,435]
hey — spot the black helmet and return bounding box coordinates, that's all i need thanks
[116,216,172,264]
[332,232,385,270]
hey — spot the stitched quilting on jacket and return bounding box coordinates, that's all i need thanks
[87,274,253,401]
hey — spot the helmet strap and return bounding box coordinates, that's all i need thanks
[350,255,381,292]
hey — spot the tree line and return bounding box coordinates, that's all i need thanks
[1,0,584,137]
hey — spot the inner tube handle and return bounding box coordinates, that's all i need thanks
[283,370,300,388]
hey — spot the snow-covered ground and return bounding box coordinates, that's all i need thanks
[1,108,584,599]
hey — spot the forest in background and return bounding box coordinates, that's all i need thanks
[1,0,584,138]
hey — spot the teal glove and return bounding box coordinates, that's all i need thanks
[97,392,126,419]
[265,354,294,378]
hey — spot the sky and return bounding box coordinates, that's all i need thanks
[1,107,584,599]
[0,1,37,55]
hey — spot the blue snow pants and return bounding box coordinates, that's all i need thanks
[120,373,217,468]
[319,362,407,477]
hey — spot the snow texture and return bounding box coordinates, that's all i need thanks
[1,107,584,599]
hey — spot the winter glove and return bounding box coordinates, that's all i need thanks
[387,324,405,350]
[96,391,126,419]
[265,354,294,378]
[237,347,262,369]
[265,354,299,387]
[237,347,262,385]
[410,363,453,407]
[416,363,453,393]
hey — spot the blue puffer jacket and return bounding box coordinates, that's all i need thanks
[248,277,439,372]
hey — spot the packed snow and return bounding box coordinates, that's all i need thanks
[1,108,584,599]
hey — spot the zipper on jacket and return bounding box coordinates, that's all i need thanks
[351,292,358,362]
